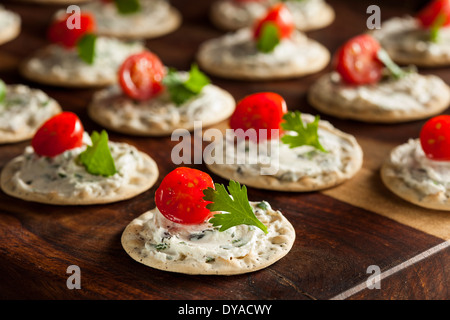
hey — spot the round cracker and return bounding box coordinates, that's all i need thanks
[308,73,450,123]
[0,9,20,46]
[196,29,330,81]
[206,115,363,192]
[381,148,450,211]
[0,148,159,205]
[89,6,181,40]
[209,0,335,32]
[19,39,144,88]
[371,16,450,68]
[0,99,61,145]
[121,203,296,275]
[87,85,236,136]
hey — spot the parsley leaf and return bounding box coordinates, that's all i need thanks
[162,64,210,106]
[78,130,117,177]
[0,79,6,104]
[114,0,141,15]
[280,111,327,152]
[257,22,280,53]
[77,33,97,65]
[203,180,268,234]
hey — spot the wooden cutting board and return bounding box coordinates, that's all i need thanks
[0,0,448,301]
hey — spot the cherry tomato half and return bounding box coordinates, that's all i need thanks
[31,112,85,157]
[416,0,450,28]
[47,12,96,48]
[155,167,215,225]
[419,115,450,161]
[253,3,295,40]
[229,92,288,143]
[118,51,166,101]
[333,34,384,85]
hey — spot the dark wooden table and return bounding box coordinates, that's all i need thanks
[0,0,448,301]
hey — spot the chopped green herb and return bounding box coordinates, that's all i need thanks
[203,180,268,234]
[281,111,327,152]
[155,243,169,251]
[163,64,210,106]
[78,130,117,177]
[256,201,268,210]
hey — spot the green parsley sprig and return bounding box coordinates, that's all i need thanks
[77,33,97,65]
[114,0,141,15]
[280,111,327,152]
[257,22,281,53]
[203,180,268,234]
[163,64,211,106]
[0,79,6,104]
[78,130,117,177]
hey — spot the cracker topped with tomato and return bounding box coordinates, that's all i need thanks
[0,79,62,144]
[308,34,450,123]
[210,0,334,32]
[121,167,295,275]
[197,3,330,80]
[0,112,159,205]
[371,0,450,67]
[87,51,236,136]
[204,92,363,192]
[20,12,144,87]
[0,6,20,46]
[381,115,450,211]
[74,0,181,39]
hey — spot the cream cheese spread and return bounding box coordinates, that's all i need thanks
[0,6,19,31]
[387,139,450,199]
[0,84,59,134]
[10,133,146,198]
[136,201,281,263]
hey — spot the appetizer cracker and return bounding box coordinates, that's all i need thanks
[0,80,61,144]
[88,51,235,136]
[0,6,20,46]
[381,115,450,211]
[308,34,450,123]
[1,112,158,205]
[205,92,363,192]
[198,4,329,81]
[122,167,295,275]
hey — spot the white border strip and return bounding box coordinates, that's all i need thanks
[330,240,450,300]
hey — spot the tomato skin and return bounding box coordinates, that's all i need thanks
[31,112,85,158]
[417,0,450,28]
[47,12,96,48]
[253,3,295,40]
[419,115,450,161]
[333,34,384,85]
[155,167,215,225]
[118,51,166,101]
[229,92,288,143]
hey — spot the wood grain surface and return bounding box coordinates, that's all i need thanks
[0,0,448,301]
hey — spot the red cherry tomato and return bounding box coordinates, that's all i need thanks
[416,0,450,28]
[253,3,295,40]
[419,115,450,161]
[47,12,96,48]
[229,92,288,142]
[118,51,166,101]
[155,167,215,225]
[31,112,85,157]
[334,34,384,85]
